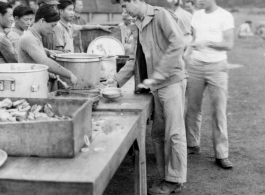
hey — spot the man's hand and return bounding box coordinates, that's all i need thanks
[49,73,57,80]
[137,79,156,89]
[190,41,211,50]
[99,25,114,33]
[70,73,78,84]
[103,78,118,87]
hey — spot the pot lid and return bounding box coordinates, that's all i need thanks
[53,53,104,62]
[54,53,104,59]
[87,36,125,56]
[0,63,48,73]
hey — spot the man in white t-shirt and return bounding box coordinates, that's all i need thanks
[185,0,234,169]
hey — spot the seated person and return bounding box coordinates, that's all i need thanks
[237,21,254,38]
[8,5,34,58]
[0,2,17,63]
[53,0,112,53]
[18,5,77,87]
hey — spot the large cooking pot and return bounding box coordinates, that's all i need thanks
[53,53,105,89]
[0,63,49,98]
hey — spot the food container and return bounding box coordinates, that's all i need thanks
[0,63,49,98]
[0,98,92,158]
[52,53,104,90]
[101,87,122,100]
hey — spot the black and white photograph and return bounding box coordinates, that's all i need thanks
[0,0,264,194]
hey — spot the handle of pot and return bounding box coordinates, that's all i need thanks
[0,78,15,91]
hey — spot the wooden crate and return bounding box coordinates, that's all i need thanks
[0,98,92,158]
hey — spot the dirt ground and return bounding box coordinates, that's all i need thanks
[104,12,265,195]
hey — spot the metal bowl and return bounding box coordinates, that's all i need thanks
[101,87,122,100]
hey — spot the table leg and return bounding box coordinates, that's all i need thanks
[134,114,148,195]
[134,140,141,195]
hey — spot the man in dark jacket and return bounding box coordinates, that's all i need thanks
[108,0,188,194]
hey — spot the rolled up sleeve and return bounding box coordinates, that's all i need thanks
[53,26,65,48]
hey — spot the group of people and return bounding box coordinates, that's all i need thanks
[109,0,235,194]
[0,0,235,194]
[0,0,112,87]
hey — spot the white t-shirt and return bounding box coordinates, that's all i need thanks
[191,7,234,63]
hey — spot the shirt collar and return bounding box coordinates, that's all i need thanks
[135,4,155,31]
[59,20,72,31]
[11,27,23,36]
[28,27,42,41]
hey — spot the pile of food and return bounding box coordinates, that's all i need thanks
[0,98,71,122]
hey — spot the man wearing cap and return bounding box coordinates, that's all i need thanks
[37,0,59,11]
[107,0,188,194]
[119,12,134,55]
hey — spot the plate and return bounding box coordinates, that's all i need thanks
[0,149,7,168]
[87,36,125,56]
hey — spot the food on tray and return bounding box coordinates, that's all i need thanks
[0,98,71,123]
[0,98,13,109]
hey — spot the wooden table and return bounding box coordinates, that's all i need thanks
[0,78,153,195]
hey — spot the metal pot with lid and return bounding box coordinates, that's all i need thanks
[53,53,106,90]
[0,63,49,98]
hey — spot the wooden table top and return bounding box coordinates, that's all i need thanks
[96,78,153,113]
[0,78,154,195]
[0,114,141,194]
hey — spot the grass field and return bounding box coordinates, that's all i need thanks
[104,11,265,195]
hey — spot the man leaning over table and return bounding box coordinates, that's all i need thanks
[107,0,188,194]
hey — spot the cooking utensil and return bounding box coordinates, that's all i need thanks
[0,149,7,168]
[54,54,103,90]
[56,76,71,90]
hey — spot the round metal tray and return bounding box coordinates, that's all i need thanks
[87,36,125,56]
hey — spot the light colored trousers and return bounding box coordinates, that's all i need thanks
[185,59,229,159]
[152,80,187,184]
